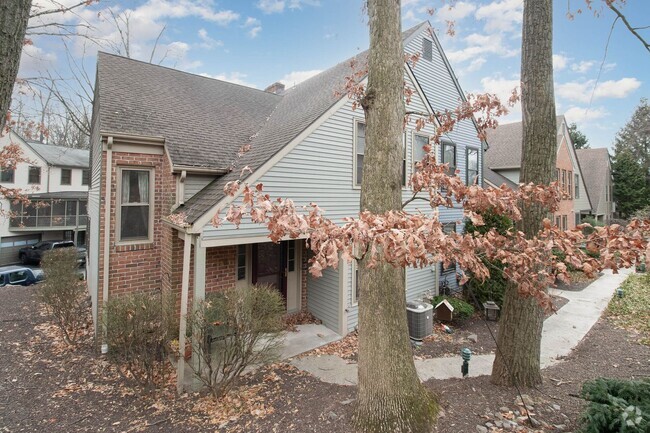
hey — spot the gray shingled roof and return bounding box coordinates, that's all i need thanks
[485,116,566,170]
[176,22,430,224]
[576,148,610,212]
[484,167,517,189]
[97,52,282,170]
[26,141,89,168]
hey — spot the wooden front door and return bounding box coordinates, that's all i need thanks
[252,242,287,302]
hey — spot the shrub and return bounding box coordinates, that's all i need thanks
[581,216,604,235]
[430,295,474,321]
[105,289,177,388]
[579,377,650,432]
[463,209,513,308]
[187,284,285,398]
[38,248,89,345]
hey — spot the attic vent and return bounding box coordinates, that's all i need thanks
[422,38,433,61]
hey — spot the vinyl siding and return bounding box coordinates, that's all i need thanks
[87,88,103,327]
[201,24,478,334]
[307,266,340,332]
[184,175,215,202]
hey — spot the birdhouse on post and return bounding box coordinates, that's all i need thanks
[435,299,454,322]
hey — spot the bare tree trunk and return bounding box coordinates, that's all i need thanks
[0,0,32,132]
[492,0,557,387]
[354,1,437,432]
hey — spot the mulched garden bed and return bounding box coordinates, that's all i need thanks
[555,271,601,292]
[2,285,646,433]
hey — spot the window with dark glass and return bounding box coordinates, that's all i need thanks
[441,141,456,176]
[422,38,433,61]
[287,241,296,272]
[562,215,568,231]
[568,171,573,199]
[574,174,579,198]
[561,169,566,193]
[60,168,71,185]
[466,148,479,185]
[28,166,41,184]
[1,168,15,183]
[82,169,90,186]
[413,134,429,172]
[237,245,246,280]
[441,223,456,274]
[119,169,151,241]
[355,122,365,185]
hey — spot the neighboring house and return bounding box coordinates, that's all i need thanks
[0,131,89,265]
[575,148,614,223]
[87,21,484,337]
[484,115,592,230]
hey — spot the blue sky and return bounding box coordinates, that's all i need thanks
[18,0,650,149]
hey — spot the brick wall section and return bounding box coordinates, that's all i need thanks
[556,138,576,230]
[97,150,166,301]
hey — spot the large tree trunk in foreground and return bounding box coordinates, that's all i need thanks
[0,0,32,132]
[492,0,557,387]
[354,1,437,432]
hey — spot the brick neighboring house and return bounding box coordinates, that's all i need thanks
[484,115,592,230]
[87,22,485,359]
[0,131,89,265]
[575,148,614,223]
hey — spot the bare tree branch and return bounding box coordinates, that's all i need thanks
[607,3,650,53]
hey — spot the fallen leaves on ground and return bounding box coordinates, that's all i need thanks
[305,331,358,360]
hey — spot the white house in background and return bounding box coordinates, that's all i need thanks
[575,148,614,223]
[0,130,89,265]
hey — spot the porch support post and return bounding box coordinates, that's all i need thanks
[338,256,348,336]
[190,237,206,389]
[176,232,193,393]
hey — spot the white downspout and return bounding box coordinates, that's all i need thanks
[101,136,113,354]
[176,232,193,393]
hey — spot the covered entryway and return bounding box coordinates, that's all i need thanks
[251,240,301,312]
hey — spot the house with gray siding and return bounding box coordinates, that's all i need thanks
[86,21,484,344]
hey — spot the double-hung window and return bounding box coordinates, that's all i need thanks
[118,168,153,242]
[568,171,573,199]
[466,148,479,185]
[1,168,15,183]
[574,174,580,198]
[82,169,90,186]
[61,168,71,185]
[355,120,407,187]
[441,141,456,176]
[28,166,41,184]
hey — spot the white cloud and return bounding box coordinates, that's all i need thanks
[257,0,285,14]
[447,33,518,63]
[197,28,223,50]
[243,17,262,38]
[200,72,257,88]
[570,60,595,74]
[553,54,569,71]
[128,0,239,24]
[256,0,318,14]
[466,57,487,72]
[556,78,642,103]
[564,106,608,123]
[248,26,262,38]
[279,69,322,87]
[18,44,57,75]
[475,0,523,33]
[437,2,477,21]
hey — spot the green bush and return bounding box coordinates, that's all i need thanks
[581,216,604,235]
[105,289,177,388]
[38,248,89,345]
[188,284,286,398]
[463,209,513,308]
[580,378,650,432]
[431,295,474,321]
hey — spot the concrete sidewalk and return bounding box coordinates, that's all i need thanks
[291,269,633,385]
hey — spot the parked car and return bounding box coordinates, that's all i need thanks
[0,266,43,287]
[18,241,87,266]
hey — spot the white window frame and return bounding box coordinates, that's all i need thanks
[28,166,41,185]
[466,146,480,185]
[353,119,365,188]
[116,167,154,245]
[441,140,457,176]
[351,260,359,305]
[82,169,90,186]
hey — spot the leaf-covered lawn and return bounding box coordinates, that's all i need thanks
[607,273,650,345]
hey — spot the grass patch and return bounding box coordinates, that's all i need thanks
[607,273,650,346]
